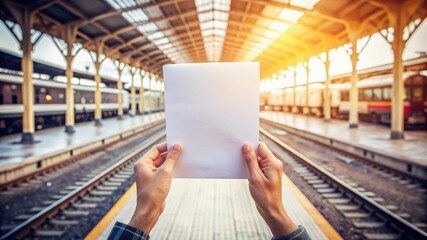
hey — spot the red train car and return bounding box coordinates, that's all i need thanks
[338,72,427,128]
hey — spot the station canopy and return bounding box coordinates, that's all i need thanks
[0,0,426,78]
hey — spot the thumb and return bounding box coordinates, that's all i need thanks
[242,144,261,179]
[161,144,182,172]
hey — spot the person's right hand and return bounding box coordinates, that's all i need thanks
[242,142,298,238]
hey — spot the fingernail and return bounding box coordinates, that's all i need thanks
[243,144,251,152]
[172,144,182,152]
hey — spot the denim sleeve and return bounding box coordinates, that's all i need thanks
[272,226,311,240]
[107,221,150,240]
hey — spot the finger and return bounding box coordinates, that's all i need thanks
[242,144,262,179]
[161,144,182,172]
[153,152,168,167]
[258,142,276,160]
[144,142,168,162]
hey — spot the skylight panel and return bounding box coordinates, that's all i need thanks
[214,20,227,30]
[200,20,214,30]
[147,32,165,40]
[260,37,273,45]
[214,10,228,20]
[290,0,319,10]
[270,21,289,33]
[106,0,136,9]
[199,12,213,22]
[155,38,169,45]
[255,42,268,50]
[264,30,281,39]
[196,0,230,61]
[144,6,163,18]
[137,23,158,33]
[122,9,149,23]
[278,9,304,23]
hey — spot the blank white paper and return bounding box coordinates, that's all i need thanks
[164,62,259,179]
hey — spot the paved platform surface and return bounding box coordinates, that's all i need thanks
[0,113,164,167]
[91,174,340,240]
[260,111,427,166]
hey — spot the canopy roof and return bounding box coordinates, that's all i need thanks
[0,0,426,78]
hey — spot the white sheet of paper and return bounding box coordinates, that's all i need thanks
[164,62,259,179]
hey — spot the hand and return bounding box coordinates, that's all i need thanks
[242,142,298,238]
[128,142,182,233]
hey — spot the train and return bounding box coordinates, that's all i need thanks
[0,73,130,135]
[263,72,427,128]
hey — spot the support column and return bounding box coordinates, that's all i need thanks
[323,51,331,121]
[20,9,35,142]
[292,68,297,113]
[303,61,310,115]
[117,66,124,120]
[389,7,406,139]
[349,39,359,128]
[93,40,104,126]
[148,74,154,112]
[63,26,78,133]
[138,72,146,114]
[129,67,137,116]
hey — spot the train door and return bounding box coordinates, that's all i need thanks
[405,74,427,127]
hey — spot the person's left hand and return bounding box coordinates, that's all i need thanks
[128,142,182,233]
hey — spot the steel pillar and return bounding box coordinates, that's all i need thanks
[323,51,331,121]
[117,68,124,120]
[93,40,104,126]
[303,62,310,115]
[20,11,35,142]
[390,15,405,139]
[129,67,137,116]
[63,26,78,133]
[139,72,146,114]
[113,61,125,120]
[349,37,359,128]
[292,68,297,113]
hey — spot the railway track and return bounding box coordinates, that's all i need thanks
[260,127,427,240]
[1,130,165,240]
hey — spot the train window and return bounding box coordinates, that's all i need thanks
[12,95,18,104]
[35,96,40,103]
[340,91,349,101]
[364,89,373,101]
[405,87,412,100]
[413,87,423,101]
[373,88,382,100]
[412,76,423,85]
[0,94,3,104]
[357,89,364,101]
[383,87,391,100]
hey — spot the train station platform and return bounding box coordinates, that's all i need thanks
[87,174,341,240]
[260,111,427,180]
[0,113,164,168]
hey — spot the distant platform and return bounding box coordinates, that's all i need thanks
[260,111,427,166]
[0,113,164,167]
[88,174,341,240]
[260,111,427,181]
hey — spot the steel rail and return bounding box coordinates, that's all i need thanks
[261,118,427,185]
[1,130,166,240]
[260,127,427,240]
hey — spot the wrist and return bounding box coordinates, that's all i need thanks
[128,203,161,233]
[264,206,298,238]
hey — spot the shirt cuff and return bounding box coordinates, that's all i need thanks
[272,226,310,240]
[107,221,150,240]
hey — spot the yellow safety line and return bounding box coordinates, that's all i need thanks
[282,173,343,240]
[84,183,136,240]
